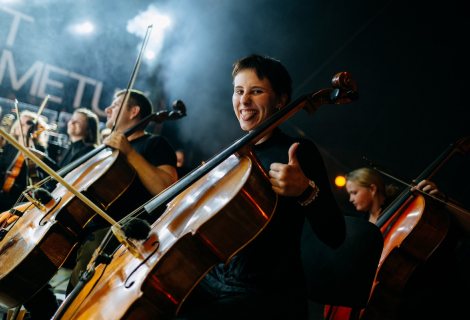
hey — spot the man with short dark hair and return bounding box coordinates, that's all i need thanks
[24,89,178,320]
[175,54,345,320]
[103,89,177,197]
[67,89,178,289]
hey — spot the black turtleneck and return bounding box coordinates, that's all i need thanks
[58,140,95,168]
[186,128,346,317]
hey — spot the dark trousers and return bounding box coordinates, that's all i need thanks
[175,277,308,320]
[23,284,59,320]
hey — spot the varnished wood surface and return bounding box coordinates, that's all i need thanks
[0,149,136,308]
[59,154,277,320]
[361,195,450,320]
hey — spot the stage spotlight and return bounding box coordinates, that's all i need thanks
[127,5,171,63]
[145,50,156,59]
[335,176,346,187]
[75,22,93,34]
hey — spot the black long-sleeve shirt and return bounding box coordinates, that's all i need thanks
[195,129,346,305]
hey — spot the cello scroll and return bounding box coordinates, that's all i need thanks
[303,72,358,116]
[154,100,187,123]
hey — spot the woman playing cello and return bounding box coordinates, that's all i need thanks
[344,167,441,223]
[175,54,346,320]
[325,162,469,320]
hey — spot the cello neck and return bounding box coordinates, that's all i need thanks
[376,137,470,229]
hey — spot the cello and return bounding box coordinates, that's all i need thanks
[362,137,470,320]
[325,136,470,320]
[0,103,186,309]
[54,71,359,320]
[0,25,172,309]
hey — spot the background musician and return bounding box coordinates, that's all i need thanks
[2,108,101,224]
[343,167,468,319]
[56,108,100,167]
[344,167,441,223]
[25,108,101,192]
[176,54,346,320]
[69,88,177,288]
[0,110,48,212]
[22,90,177,320]
[102,89,178,197]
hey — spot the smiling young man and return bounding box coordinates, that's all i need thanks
[175,54,346,320]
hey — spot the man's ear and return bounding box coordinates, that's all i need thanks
[130,105,141,120]
[276,94,288,109]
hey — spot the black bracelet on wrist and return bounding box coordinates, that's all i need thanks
[298,180,320,207]
[298,184,314,202]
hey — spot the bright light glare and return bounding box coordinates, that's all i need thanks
[76,22,93,33]
[156,16,171,29]
[127,5,172,62]
[127,6,171,37]
[335,176,346,187]
[145,50,155,59]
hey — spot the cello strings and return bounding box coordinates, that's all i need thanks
[373,168,470,217]
[116,174,184,226]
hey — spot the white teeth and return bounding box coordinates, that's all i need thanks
[241,110,258,115]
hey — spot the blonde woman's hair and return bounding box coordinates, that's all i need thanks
[345,167,398,199]
[10,110,49,148]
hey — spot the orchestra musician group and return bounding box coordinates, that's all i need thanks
[0,53,468,320]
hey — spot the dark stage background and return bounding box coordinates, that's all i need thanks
[0,0,468,211]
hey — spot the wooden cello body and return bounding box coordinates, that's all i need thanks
[0,108,186,309]
[54,72,359,320]
[360,194,450,319]
[0,148,137,308]
[61,153,276,320]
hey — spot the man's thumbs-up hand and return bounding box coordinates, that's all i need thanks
[269,142,309,197]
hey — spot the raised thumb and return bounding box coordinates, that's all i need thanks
[288,142,300,165]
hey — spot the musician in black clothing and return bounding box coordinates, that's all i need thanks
[21,90,177,320]
[343,167,468,319]
[57,108,100,167]
[344,167,441,223]
[19,108,100,196]
[175,54,346,320]
[0,111,48,212]
[0,108,101,319]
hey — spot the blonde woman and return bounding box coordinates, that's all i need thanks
[345,167,440,223]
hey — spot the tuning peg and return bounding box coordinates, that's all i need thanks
[330,88,341,101]
[347,90,359,101]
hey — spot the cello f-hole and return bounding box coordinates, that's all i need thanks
[38,197,63,226]
[124,241,160,288]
